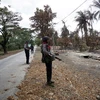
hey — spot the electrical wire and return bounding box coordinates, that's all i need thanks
[56,0,88,25]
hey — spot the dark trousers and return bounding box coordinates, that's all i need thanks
[25,49,29,64]
[45,61,52,83]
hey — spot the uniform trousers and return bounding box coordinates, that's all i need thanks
[25,49,29,64]
[45,61,52,83]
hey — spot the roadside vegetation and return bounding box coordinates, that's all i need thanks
[28,0,100,52]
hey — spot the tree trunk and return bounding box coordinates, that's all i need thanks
[81,28,84,40]
[84,25,88,46]
[2,44,7,54]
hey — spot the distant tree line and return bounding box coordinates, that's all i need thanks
[0,4,34,54]
[29,0,100,52]
[1,0,100,54]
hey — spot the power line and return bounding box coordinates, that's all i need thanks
[56,0,88,25]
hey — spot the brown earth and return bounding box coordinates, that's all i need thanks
[7,48,100,100]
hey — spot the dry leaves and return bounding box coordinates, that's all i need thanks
[7,50,100,100]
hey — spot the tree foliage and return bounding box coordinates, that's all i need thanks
[0,6,22,53]
[61,21,69,38]
[75,11,90,45]
[59,21,70,49]
[29,5,56,38]
[92,0,100,20]
[8,27,33,50]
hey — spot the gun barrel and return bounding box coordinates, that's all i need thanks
[55,56,62,61]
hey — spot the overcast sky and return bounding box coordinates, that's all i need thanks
[1,0,100,33]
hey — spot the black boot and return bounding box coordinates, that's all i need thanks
[46,82,54,87]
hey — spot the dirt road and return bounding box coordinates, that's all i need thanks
[59,50,100,100]
[60,50,100,78]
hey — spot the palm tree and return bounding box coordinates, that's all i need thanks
[92,0,100,20]
[86,10,95,36]
[61,21,69,38]
[75,11,89,45]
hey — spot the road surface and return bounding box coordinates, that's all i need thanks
[0,48,35,100]
[59,50,100,78]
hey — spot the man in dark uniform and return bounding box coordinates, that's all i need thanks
[41,36,55,87]
[31,44,34,54]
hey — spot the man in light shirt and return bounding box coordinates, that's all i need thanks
[24,41,30,64]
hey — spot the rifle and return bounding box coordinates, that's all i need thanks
[55,56,62,61]
[49,53,62,61]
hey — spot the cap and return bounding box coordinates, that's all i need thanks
[42,36,50,43]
